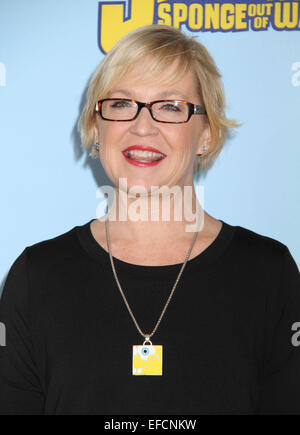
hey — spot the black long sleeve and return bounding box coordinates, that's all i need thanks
[258,246,300,414]
[0,248,44,414]
[0,219,300,415]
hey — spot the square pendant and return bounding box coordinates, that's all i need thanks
[132,345,163,376]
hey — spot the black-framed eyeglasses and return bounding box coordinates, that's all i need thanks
[95,98,207,124]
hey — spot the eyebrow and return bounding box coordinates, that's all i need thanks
[107,88,191,101]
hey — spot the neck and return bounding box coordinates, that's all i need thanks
[101,182,205,244]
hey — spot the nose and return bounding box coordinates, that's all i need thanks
[129,106,158,136]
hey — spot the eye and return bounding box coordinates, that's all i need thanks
[111,100,133,108]
[160,102,181,112]
[141,346,150,356]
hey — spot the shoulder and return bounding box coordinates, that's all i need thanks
[227,223,299,306]
[234,223,287,254]
[230,223,294,273]
[24,223,84,272]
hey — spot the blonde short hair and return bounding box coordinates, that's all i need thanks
[78,24,241,173]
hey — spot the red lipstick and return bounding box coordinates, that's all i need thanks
[122,145,167,168]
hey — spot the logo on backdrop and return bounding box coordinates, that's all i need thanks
[98,0,300,53]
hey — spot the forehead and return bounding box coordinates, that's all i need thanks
[107,57,198,100]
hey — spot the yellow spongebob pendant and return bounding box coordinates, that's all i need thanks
[132,337,163,376]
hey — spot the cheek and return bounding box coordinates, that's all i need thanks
[168,126,196,153]
[99,121,126,146]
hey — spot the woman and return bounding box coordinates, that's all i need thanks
[0,24,299,415]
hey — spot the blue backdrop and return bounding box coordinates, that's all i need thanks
[0,0,299,296]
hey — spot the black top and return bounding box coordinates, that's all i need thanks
[0,218,300,415]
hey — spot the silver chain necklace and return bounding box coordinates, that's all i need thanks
[104,216,200,376]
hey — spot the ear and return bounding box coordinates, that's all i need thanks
[93,124,99,144]
[196,121,212,155]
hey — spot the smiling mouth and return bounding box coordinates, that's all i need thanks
[124,150,166,163]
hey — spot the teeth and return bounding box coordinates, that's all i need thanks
[125,150,164,161]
